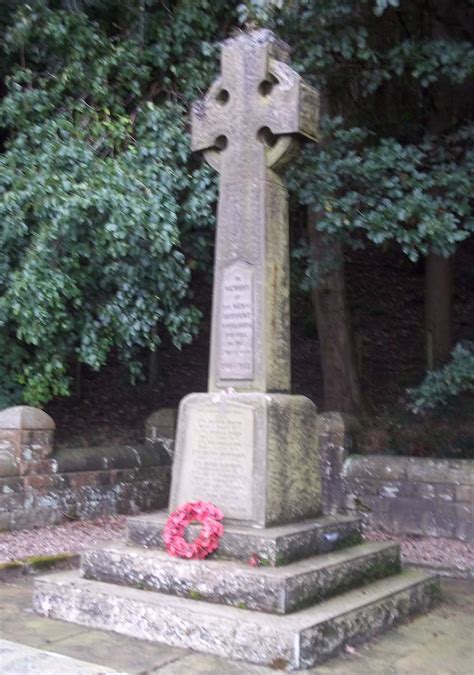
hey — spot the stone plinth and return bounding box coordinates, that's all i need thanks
[127,511,362,565]
[169,392,321,527]
[34,569,439,670]
[0,406,55,478]
[81,540,400,615]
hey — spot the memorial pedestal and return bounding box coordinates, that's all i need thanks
[169,392,321,528]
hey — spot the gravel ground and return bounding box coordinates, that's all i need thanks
[363,525,473,573]
[0,516,127,563]
[0,516,472,573]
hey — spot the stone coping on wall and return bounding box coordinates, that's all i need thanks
[54,444,163,474]
[344,455,474,487]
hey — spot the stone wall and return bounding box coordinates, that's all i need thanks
[2,404,472,540]
[318,413,473,542]
[343,455,473,541]
[0,407,172,532]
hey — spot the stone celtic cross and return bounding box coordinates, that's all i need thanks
[192,29,319,393]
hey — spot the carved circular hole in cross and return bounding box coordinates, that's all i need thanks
[257,126,278,148]
[214,135,228,151]
[216,89,230,105]
[258,76,278,97]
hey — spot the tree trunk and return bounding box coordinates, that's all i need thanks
[148,348,159,389]
[307,209,363,415]
[423,1,454,370]
[425,254,452,369]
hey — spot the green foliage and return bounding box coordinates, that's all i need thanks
[0,0,472,411]
[289,119,473,262]
[270,2,473,260]
[408,343,474,413]
[0,1,229,406]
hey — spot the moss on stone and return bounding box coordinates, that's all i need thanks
[188,590,204,601]
[26,552,75,570]
[332,531,363,551]
[0,560,23,571]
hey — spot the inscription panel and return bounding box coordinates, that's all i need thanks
[176,402,255,521]
[219,262,254,381]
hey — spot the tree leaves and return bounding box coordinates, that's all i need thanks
[0,2,224,405]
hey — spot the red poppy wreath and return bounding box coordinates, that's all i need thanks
[163,501,224,560]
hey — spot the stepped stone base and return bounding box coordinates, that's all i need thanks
[82,541,400,614]
[33,509,440,670]
[33,569,439,670]
[127,511,362,565]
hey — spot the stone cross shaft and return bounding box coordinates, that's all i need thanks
[192,29,319,393]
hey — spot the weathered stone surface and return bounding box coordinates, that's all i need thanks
[406,458,474,486]
[344,454,474,541]
[54,444,160,473]
[0,446,19,478]
[192,29,319,393]
[344,455,408,482]
[145,408,177,464]
[127,511,362,565]
[33,569,440,670]
[82,541,400,615]
[0,639,117,674]
[170,392,321,527]
[0,406,55,431]
[0,409,55,472]
[318,413,358,515]
[0,465,171,532]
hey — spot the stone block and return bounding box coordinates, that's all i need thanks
[0,442,20,478]
[82,541,400,615]
[343,456,408,482]
[170,392,321,527]
[20,458,57,476]
[455,485,474,504]
[21,429,54,459]
[390,498,436,537]
[10,507,62,530]
[0,476,24,494]
[435,483,455,502]
[0,511,11,531]
[416,482,436,500]
[127,511,362,566]
[33,568,439,670]
[345,478,380,497]
[406,458,473,486]
[0,406,55,431]
[431,502,458,538]
[454,504,473,542]
[317,413,358,515]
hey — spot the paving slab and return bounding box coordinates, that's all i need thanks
[0,638,116,674]
[46,629,188,674]
[0,576,473,674]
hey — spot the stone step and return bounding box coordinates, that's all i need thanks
[127,510,362,565]
[33,568,440,671]
[82,541,400,615]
